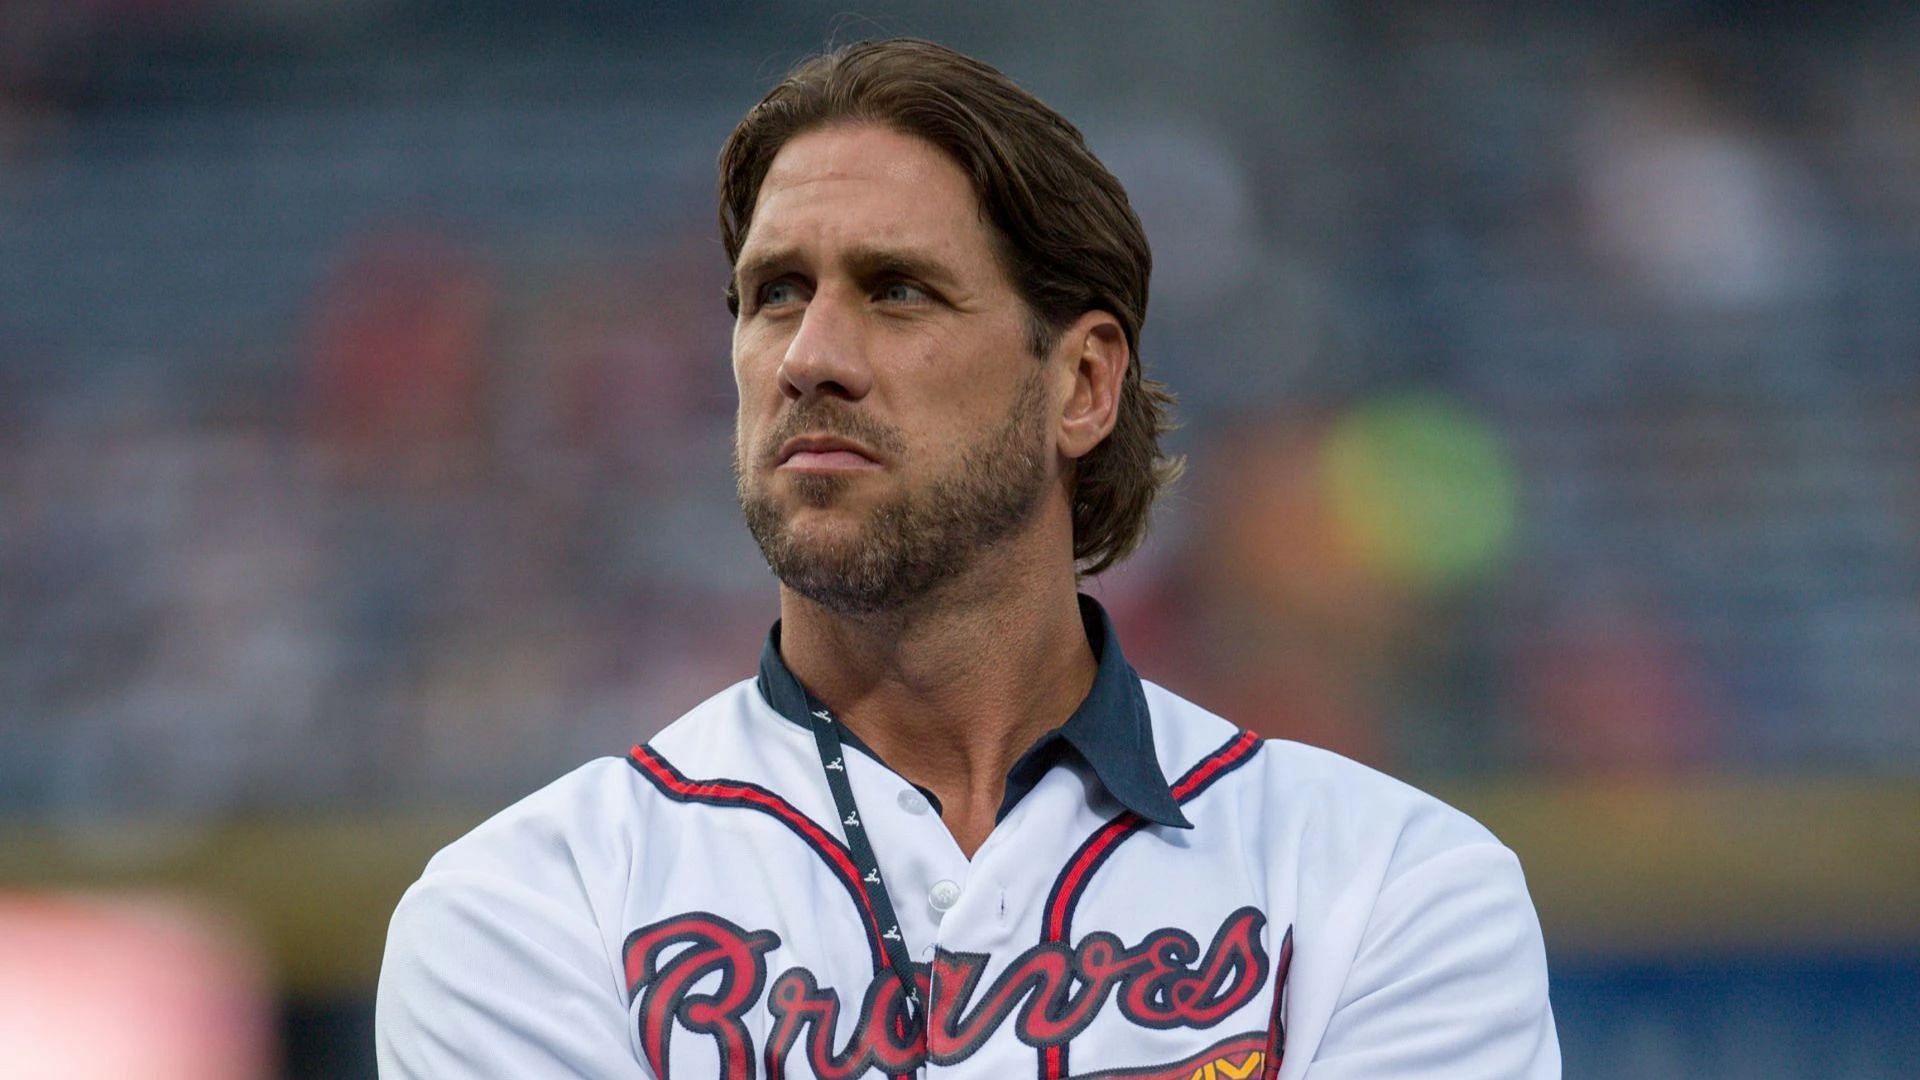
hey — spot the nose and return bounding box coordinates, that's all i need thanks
[777,292,872,402]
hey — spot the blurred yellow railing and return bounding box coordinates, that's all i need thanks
[2,779,1916,996]
[1457,778,1920,955]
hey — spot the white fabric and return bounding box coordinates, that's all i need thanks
[378,678,1559,1077]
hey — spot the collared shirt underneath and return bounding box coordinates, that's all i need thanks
[754,594,1190,830]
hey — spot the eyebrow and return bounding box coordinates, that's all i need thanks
[733,243,963,296]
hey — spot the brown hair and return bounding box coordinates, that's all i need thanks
[718,38,1182,576]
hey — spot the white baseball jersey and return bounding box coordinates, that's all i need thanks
[377,598,1559,1078]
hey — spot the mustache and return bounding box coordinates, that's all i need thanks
[758,401,906,464]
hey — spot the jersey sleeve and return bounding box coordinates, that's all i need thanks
[375,868,646,1078]
[1303,843,1560,1079]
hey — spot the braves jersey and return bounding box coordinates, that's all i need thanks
[377,598,1559,1077]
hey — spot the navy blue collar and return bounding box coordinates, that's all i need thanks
[754,595,1190,830]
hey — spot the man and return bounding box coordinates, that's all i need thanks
[377,38,1559,1078]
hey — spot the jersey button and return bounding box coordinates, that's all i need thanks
[928,880,962,914]
[897,789,931,815]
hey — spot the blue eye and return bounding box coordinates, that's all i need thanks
[759,281,800,308]
[878,282,927,304]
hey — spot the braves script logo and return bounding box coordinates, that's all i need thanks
[624,906,1286,1077]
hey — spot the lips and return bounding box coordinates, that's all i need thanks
[775,435,882,470]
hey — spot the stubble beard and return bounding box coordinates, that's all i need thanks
[735,368,1052,617]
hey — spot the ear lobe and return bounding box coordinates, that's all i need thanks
[1057,313,1129,462]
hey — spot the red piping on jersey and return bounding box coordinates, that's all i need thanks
[1038,728,1264,1080]
[626,744,893,977]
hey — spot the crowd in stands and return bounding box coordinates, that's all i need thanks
[4,3,1917,816]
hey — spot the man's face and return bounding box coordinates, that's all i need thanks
[731,123,1057,615]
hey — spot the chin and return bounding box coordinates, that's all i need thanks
[781,469,865,509]
[777,508,874,554]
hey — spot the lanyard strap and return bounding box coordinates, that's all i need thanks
[804,698,924,1032]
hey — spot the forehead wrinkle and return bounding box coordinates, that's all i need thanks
[842,243,965,287]
[736,127,999,293]
[736,231,973,289]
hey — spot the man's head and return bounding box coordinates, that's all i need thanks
[723,39,1180,612]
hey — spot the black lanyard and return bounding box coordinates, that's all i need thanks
[804,695,925,1036]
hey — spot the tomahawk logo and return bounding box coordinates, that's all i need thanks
[623,906,1290,1078]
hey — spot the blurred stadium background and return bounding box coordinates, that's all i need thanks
[3,1,1918,1076]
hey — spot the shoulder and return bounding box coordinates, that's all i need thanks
[377,757,649,1075]
[392,678,770,946]
[412,755,646,891]
[1257,733,1501,865]
[380,752,648,1015]
[1142,680,1506,883]
[414,678,773,888]
[1141,682,1557,1073]
[378,679,773,1073]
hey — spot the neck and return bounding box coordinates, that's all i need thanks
[778,536,1094,857]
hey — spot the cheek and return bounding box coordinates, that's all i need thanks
[908,340,1030,430]
[731,333,779,411]
[730,345,765,454]
[729,321,754,392]
[904,392,998,462]
[733,385,767,463]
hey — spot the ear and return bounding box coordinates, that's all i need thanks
[1054,311,1129,462]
